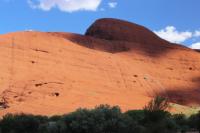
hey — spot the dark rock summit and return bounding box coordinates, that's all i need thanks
[85,18,167,45]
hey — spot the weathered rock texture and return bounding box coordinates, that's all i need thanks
[86,18,167,45]
[0,18,199,116]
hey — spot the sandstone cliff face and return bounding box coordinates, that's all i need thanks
[0,18,200,116]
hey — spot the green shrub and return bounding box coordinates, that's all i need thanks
[0,113,40,133]
[142,110,177,133]
[62,104,130,133]
[188,111,200,132]
[125,110,145,124]
[49,115,62,122]
[0,104,199,133]
[172,114,188,133]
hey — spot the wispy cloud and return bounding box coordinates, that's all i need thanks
[190,42,200,49]
[154,26,193,43]
[194,30,200,37]
[28,0,102,12]
[154,26,200,49]
[108,2,117,8]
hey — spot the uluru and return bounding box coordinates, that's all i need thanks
[0,18,200,116]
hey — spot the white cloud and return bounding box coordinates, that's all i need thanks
[28,0,38,9]
[194,30,200,37]
[154,26,193,43]
[108,2,117,8]
[28,0,102,12]
[190,42,200,49]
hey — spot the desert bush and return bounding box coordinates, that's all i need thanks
[172,114,188,133]
[142,110,177,133]
[62,104,133,133]
[49,115,62,122]
[125,110,145,124]
[0,113,40,133]
[0,103,199,133]
[188,111,200,132]
[144,96,169,111]
[141,96,177,133]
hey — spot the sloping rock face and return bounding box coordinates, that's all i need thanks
[0,18,200,116]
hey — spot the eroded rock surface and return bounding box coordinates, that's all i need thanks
[0,18,200,116]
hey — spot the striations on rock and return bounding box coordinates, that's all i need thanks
[0,18,200,116]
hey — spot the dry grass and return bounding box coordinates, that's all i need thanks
[170,103,200,116]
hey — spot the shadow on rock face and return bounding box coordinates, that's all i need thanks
[85,18,166,45]
[56,18,191,57]
[158,76,200,106]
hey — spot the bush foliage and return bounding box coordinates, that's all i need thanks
[0,97,200,133]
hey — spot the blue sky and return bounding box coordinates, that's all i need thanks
[1,0,200,49]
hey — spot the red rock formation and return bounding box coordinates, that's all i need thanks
[86,18,168,45]
[0,18,199,116]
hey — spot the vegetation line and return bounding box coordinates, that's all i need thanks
[0,96,200,133]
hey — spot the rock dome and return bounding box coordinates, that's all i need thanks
[85,18,167,45]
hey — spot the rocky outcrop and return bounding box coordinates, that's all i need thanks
[0,18,200,116]
[85,18,167,45]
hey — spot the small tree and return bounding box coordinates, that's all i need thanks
[142,96,177,133]
[144,96,169,111]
